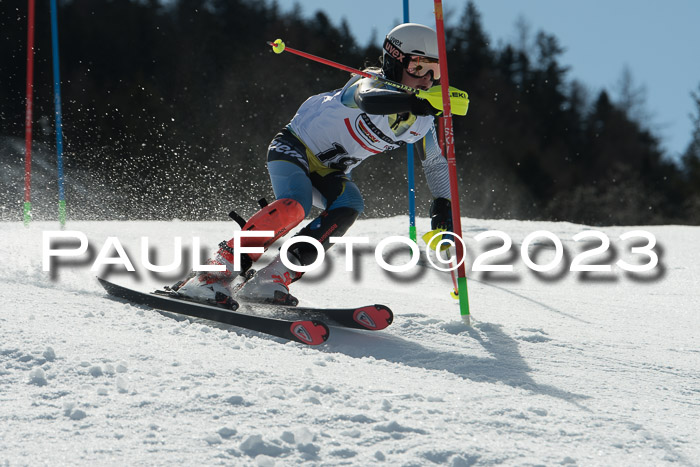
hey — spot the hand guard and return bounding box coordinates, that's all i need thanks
[411,95,441,116]
[424,198,454,251]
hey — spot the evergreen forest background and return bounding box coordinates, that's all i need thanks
[2,0,700,224]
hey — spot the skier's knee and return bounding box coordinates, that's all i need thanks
[347,198,364,216]
[328,191,364,215]
[268,160,313,215]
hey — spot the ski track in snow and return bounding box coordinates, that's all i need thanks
[1,218,699,466]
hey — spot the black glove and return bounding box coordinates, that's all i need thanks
[430,198,453,232]
[410,95,440,116]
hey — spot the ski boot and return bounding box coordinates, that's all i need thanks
[236,252,303,306]
[171,270,238,310]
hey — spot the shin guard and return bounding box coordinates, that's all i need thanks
[291,207,360,266]
[217,198,305,270]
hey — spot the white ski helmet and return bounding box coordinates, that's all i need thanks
[382,23,440,82]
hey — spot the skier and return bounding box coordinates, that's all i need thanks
[174,23,457,307]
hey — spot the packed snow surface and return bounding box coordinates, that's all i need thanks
[1,217,699,466]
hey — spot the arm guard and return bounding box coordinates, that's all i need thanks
[350,77,434,116]
[416,124,451,199]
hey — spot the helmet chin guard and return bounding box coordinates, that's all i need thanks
[381,23,439,83]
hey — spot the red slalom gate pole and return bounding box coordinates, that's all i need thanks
[23,0,36,226]
[433,0,471,324]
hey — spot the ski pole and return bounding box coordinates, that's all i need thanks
[267,40,468,116]
[268,39,414,91]
[422,229,460,299]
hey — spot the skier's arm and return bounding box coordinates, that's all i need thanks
[416,125,453,232]
[417,124,451,200]
[343,77,436,116]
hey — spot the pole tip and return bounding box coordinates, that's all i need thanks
[271,39,286,54]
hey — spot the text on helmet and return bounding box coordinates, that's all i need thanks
[384,42,406,62]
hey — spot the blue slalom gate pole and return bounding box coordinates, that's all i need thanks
[50,0,66,227]
[403,0,417,243]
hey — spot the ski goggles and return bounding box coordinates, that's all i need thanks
[404,55,441,80]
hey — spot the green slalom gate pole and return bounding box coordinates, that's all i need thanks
[433,0,470,324]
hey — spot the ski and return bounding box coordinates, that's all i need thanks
[236,303,394,331]
[153,287,392,331]
[215,268,393,330]
[97,278,329,346]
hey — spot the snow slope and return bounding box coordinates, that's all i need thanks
[1,217,699,466]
